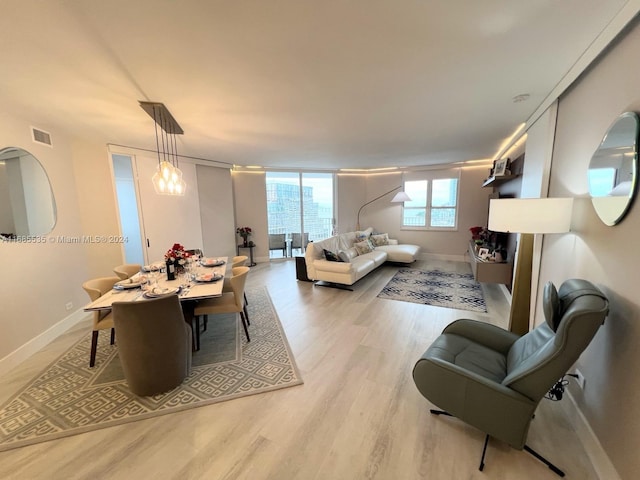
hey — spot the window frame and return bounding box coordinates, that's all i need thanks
[400,169,460,231]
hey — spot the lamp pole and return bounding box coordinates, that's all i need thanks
[356,186,402,230]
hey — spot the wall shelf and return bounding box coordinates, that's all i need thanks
[482,174,519,187]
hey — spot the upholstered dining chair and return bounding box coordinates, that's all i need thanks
[113,264,142,280]
[203,256,250,336]
[194,266,251,349]
[223,255,249,305]
[231,255,249,269]
[268,233,286,256]
[291,232,309,254]
[412,279,609,477]
[112,295,192,396]
[82,276,121,367]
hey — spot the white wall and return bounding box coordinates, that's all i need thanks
[231,171,269,261]
[359,166,494,256]
[0,111,92,366]
[197,164,236,259]
[538,18,640,480]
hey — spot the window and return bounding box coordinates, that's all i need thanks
[265,172,334,258]
[402,172,459,229]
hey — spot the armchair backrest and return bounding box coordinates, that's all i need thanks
[502,279,609,401]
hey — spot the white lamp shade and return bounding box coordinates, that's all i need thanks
[391,191,411,203]
[488,198,574,234]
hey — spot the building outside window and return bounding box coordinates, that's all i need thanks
[402,170,459,230]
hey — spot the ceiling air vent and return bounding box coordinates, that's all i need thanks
[31,127,53,147]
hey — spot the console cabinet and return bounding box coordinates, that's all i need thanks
[468,242,512,284]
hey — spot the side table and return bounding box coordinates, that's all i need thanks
[237,244,257,266]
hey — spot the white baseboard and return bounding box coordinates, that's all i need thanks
[560,391,621,480]
[419,252,466,262]
[0,309,90,378]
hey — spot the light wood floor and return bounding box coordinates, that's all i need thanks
[0,259,599,480]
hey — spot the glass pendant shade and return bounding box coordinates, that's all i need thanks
[140,101,186,197]
[152,161,186,196]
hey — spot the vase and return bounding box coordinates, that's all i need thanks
[242,237,248,247]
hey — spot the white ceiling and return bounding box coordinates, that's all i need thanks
[0,1,637,169]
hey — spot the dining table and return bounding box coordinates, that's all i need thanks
[84,256,229,351]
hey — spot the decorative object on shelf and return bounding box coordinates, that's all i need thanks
[469,226,507,261]
[469,226,488,245]
[493,158,510,177]
[356,186,411,230]
[489,197,574,335]
[236,226,252,247]
[140,101,186,196]
[588,111,639,226]
[164,243,190,280]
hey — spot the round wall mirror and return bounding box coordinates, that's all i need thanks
[588,111,639,226]
[0,147,57,238]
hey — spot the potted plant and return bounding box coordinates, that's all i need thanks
[236,226,252,247]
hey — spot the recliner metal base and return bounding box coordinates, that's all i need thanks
[430,410,565,477]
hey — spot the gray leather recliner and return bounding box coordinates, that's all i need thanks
[413,279,609,477]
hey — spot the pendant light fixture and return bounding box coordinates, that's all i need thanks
[140,101,186,196]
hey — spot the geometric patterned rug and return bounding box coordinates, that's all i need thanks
[377,266,487,313]
[0,287,302,452]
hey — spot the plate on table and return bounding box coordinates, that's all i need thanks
[142,262,165,272]
[200,258,225,267]
[143,286,181,298]
[113,278,146,290]
[195,273,223,283]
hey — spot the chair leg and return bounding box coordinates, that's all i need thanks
[191,316,201,351]
[239,312,250,342]
[479,435,490,471]
[244,304,250,325]
[110,328,115,345]
[244,292,248,306]
[523,445,565,477]
[89,330,99,367]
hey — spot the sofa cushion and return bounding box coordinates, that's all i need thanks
[375,244,420,263]
[355,227,374,242]
[338,247,358,263]
[354,239,374,255]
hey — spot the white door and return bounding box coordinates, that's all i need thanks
[134,154,204,263]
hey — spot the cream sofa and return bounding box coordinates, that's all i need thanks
[304,229,420,287]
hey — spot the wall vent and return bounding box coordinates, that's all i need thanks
[31,127,53,147]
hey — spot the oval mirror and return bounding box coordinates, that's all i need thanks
[0,147,57,238]
[588,111,639,226]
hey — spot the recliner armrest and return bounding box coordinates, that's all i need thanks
[443,319,519,355]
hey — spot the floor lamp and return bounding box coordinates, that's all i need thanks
[356,186,411,230]
[488,198,573,335]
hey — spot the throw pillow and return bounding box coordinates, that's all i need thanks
[338,248,358,262]
[323,249,343,262]
[355,227,374,242]
[354,239,374,255]
[371,233,389,246]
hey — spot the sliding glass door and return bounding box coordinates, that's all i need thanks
[266,172,334,259]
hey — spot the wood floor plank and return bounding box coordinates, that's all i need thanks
[0,259,600,480]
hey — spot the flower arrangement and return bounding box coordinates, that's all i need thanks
[236,226,252,246]
[164,243,190,267]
